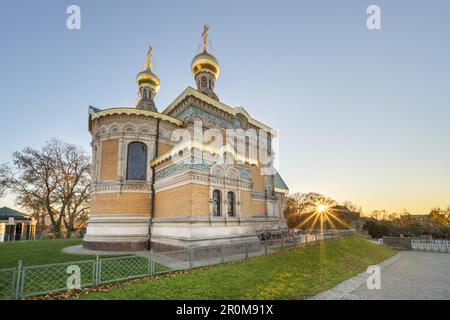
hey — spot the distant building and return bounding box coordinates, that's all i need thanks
[0,207,36,242]
[411,214,428,223]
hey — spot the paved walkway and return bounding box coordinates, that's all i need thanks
[312,251,450,300]
[63,244,146,256]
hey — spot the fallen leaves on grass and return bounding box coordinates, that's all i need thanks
[25,270,190,300]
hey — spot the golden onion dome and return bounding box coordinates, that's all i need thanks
[191,52,220,79]
[136,68,160,92]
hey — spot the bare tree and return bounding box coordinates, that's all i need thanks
[370,209,388,221]
[47,140,91,238]
[0,139,91,238]
[342,200,360,214]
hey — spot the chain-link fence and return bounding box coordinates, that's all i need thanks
[0,230,355,300]
[0,268,17,300]
[20,260,96,298]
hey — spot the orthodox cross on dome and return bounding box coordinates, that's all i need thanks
[202,25,209,52]
[145,45,152,70]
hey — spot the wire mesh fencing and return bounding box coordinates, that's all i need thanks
[0,230,355,300]
[152,249,190,273]
[0,268,17,300]
[20,260,96,298]
[97,255,151,284]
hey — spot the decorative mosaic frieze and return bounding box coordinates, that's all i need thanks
[236,167,251,181]
[154,172,252,193]
[154,157,252,185]
[154,157,214,181]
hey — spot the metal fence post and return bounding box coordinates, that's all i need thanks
[245,242,249,259]
[189,248,194,269]
[264,241,268,255]
[151,252,155,276]
[148,250,153,276]
[14,260,22,300]
[220,244,225,263]
[95,254,100,285]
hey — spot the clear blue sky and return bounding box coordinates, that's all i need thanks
[0,0,449,214]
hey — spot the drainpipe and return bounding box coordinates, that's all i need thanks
[147,118,160,250]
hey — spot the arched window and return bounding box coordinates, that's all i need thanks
[140,87,147,99]
[227,192,236,217]
[208,79,212,89]
[201,76,207,88]
[126,142,147,180]
[212,190,222,216]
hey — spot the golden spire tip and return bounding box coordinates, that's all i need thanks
[202,25,209,53]
[145,45,152,70]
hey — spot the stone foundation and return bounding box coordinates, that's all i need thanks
[83,216,288,252]
[83,240,148,251]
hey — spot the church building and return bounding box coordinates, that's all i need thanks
[84,26,289,251]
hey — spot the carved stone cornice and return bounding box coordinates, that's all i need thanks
[91,181,152,194]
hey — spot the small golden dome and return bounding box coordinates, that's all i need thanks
[191,52,220,79]
[136,68,160,92]
[136,46,160,92]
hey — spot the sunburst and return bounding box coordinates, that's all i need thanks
[295,202,353,280]
[296,203,352,234]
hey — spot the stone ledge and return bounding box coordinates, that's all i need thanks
[83,240,149,251]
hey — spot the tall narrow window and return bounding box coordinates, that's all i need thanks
[227,192,236,217]
[201,76,207,88]
[126,142,147,180]
[213,190,222,216]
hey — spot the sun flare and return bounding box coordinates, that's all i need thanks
[296,202,352,233]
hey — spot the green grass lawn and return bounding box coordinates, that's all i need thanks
[78,237,395,300]
[0,239,93,269]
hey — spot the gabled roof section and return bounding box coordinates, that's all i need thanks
[274,171,289,194]
[162,87,275,133]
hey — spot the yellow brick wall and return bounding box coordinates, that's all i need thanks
[90,193,150,215]
[100,139,118,181]
[155,185,192,218]
[251,199,267,216]
[240,191,253,216]
[154,184,210,218]
[240,191,267,216]
[191,184,210,216]
[250,164,265,192]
